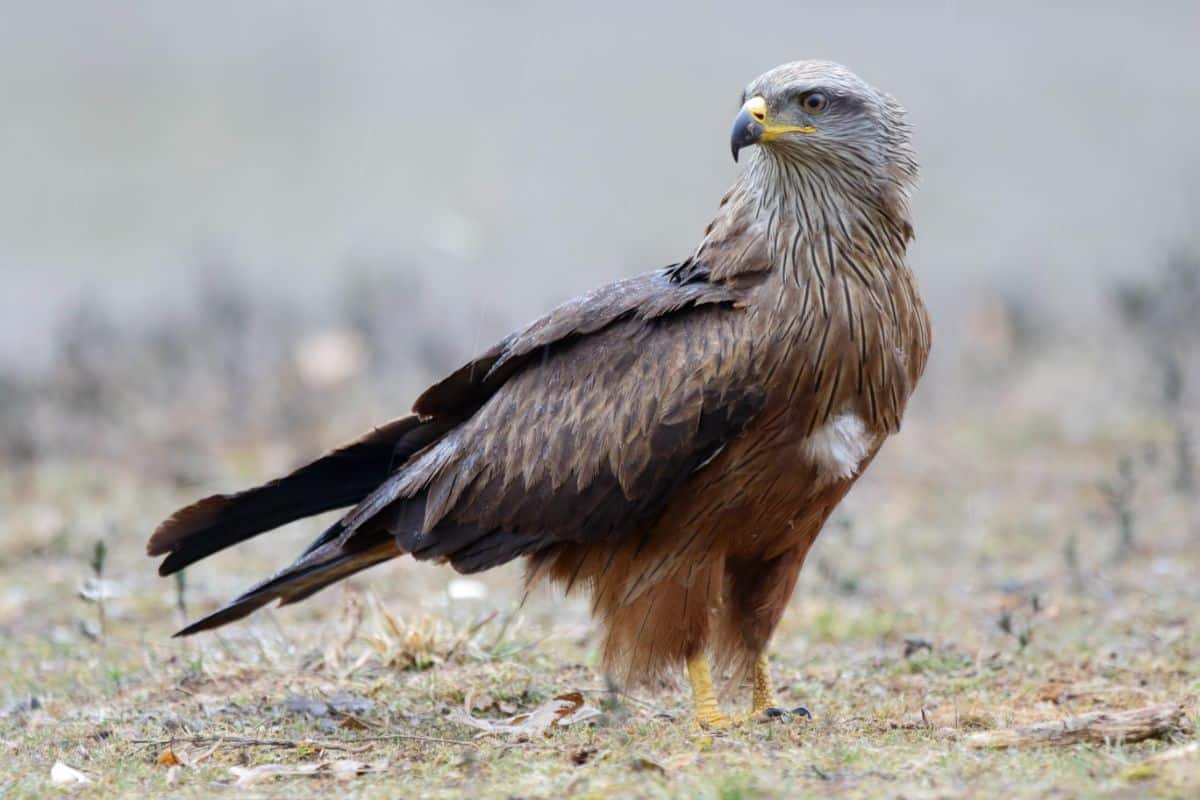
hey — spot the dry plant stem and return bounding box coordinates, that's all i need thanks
[131,732,481,751]
[966,703,1192,749]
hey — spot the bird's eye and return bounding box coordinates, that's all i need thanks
[799,91,828,113]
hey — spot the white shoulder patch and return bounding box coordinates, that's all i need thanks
[801,412,874,480]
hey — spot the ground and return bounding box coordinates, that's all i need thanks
[1,298,1197,797]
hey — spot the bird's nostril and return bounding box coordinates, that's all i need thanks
[751,109,766,122]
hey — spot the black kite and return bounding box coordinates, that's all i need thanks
[149,60,930,728]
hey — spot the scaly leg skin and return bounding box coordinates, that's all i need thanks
[753,653,813,722]
[686,652,732,730]
[751,652,778,715]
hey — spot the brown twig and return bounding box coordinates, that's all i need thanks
[338,732,481,748]
[130,731,480,752]
[966,703,1192,749]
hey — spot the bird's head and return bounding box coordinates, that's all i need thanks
[731,61,917,195]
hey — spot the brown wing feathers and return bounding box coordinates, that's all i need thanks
[413,268,741,419]
[157,266,763,635]
[330,308,765,571]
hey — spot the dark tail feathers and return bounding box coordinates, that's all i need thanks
[148,416,451,576]
[174,532,400,636]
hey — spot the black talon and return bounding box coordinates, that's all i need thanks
[791,705,813,719]
[762,706,788,719]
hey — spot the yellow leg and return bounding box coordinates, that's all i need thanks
[751,653,778,715]
[686,652,732,729]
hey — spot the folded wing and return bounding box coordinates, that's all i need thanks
[160,266,769,634]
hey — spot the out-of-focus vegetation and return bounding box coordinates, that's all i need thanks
[0,263,459,478]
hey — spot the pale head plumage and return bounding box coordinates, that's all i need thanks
[737,60,918,213]
[694,61,921,282]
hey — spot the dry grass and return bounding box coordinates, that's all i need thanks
[1,302,1198,797]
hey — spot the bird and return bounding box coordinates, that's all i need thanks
[147,60,930,729]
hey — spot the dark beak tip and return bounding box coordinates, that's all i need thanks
[730,108,762,165]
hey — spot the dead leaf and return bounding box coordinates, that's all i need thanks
[1036,681,1072,703]
[230,759,387,786]
[50,761,92,785]
[450,691,601,737]
[231,763,321,786]
[329,759,381,781]
[663,752,697,771]
[629,756,666,775]
[472,694,497,712]
[569,747,597,765]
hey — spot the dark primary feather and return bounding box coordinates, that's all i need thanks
[147,416,450,575]
[173,537,399,636]
[161,265,767,634]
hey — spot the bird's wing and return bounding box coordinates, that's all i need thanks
[170,265,769,634]
[148,265,743,577]
[337,266,769,571]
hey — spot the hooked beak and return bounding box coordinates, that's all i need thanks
[730,97,767,162]
[730,95,818,162]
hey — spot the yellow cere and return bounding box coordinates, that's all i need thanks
[743,95,818,139]
[744,95,768,121]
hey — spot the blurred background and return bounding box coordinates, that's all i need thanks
[0,2,1197,637]
[4,1,1200,358]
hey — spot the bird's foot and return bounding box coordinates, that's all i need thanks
[692,705,812,729]
[687,653,734,731]
[757,705,813,722]
[749,654,811,723]
[691,708,735,731]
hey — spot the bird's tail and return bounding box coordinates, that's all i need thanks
[173,530,400,636]
[147,415,449,576]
